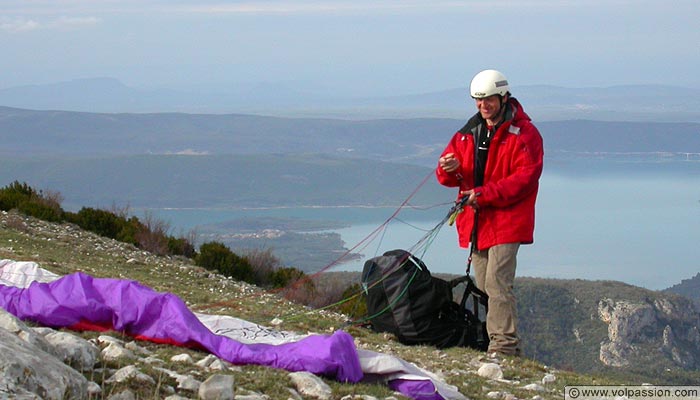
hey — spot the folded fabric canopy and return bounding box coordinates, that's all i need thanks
[0,260,465,400]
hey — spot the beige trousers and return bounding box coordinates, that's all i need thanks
[472,243,520,355]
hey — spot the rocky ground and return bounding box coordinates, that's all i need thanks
[0,209,615,399]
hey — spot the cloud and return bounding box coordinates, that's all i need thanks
[1,0,459,14]
[174,1,480,15]
[48,16,101,28]
[0,15,100,33]
[0,0,658,18]
[0,17,40,33]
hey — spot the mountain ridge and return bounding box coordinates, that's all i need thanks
[665,273,700,310]
[2,77,700,121]
[2,106,699,166]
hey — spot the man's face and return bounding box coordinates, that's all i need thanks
[475,94,502,122]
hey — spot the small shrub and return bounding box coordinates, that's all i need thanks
[70,207,125,240]
[240,248,283,287]
[17,201,63,222]
[0,181,64,221]
[269,266,306,289]
[281,276,318,306]
[117,216,143,245]
[334,283,367,319]
[168,236,197,258]
[196,241,256,283]
[197,241,235,271]
[135,211,170,255]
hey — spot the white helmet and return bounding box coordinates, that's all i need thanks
[470,69,510,99]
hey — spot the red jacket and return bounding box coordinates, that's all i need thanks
[436,98,544,250]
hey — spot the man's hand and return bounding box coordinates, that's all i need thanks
[439,153,460,173]
[460,189,481,209]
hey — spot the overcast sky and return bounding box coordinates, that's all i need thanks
[1,0,699,96]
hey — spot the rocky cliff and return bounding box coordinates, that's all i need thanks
[515,278,700,382]
[598,297,700,369]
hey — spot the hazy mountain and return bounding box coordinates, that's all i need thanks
[665,273,700,310]
[2,78,700,121]
[2,106,699,168]
[0,154,454,210]
[0,106,458,166]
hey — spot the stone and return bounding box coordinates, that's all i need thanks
[43,330,100,371]
[198,374,235,400]
[289,371,332,400]
[477,363,504,380]
[0,322,88,399]
[541,373,556,384]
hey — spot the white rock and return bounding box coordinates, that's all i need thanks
[105,366,139,384]
[207,358,229,371]
[107,390,136,400]
[289,371,332,400]
[522,383,545,392]
[43,330,100,371]
[0,321,88,399]
[101,342,134,361]
[96,335,124,346]
[196,354,219,368]
[143,355,165,364]
[198,374,235,400]
[125,340,152,355]
[177,375,201,392]
[171,353,194,363]
[542,373,556,384]
[477,363,504,380]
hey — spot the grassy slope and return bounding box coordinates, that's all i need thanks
[0,210,625,399]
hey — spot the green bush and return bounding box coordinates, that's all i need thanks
[279,275,317,306]
[269,266,306,289]
[197,241,255,283]
[17,201,63,222]
[0,181,32,210]
[334,283,367,319]
[118,216,143,245]
[0,181,63,221]
[69,207,132,243]
[0,181,201,263]
[168,236,197,258]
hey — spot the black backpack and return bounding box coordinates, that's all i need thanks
[361,249,489,350]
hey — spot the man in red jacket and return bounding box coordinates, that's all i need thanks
[436,69,544,356]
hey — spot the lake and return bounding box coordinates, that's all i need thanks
[150,165,700,291]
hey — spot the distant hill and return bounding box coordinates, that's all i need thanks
[2,106,699,212]
[0,106,458,166]
[0,154,454,210]
[2,106,699,168]
[665,273,700,310]
[2,78,700,121]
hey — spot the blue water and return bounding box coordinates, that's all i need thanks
[149,169,700,291]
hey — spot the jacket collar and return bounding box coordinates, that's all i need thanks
[458,97,523,136]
